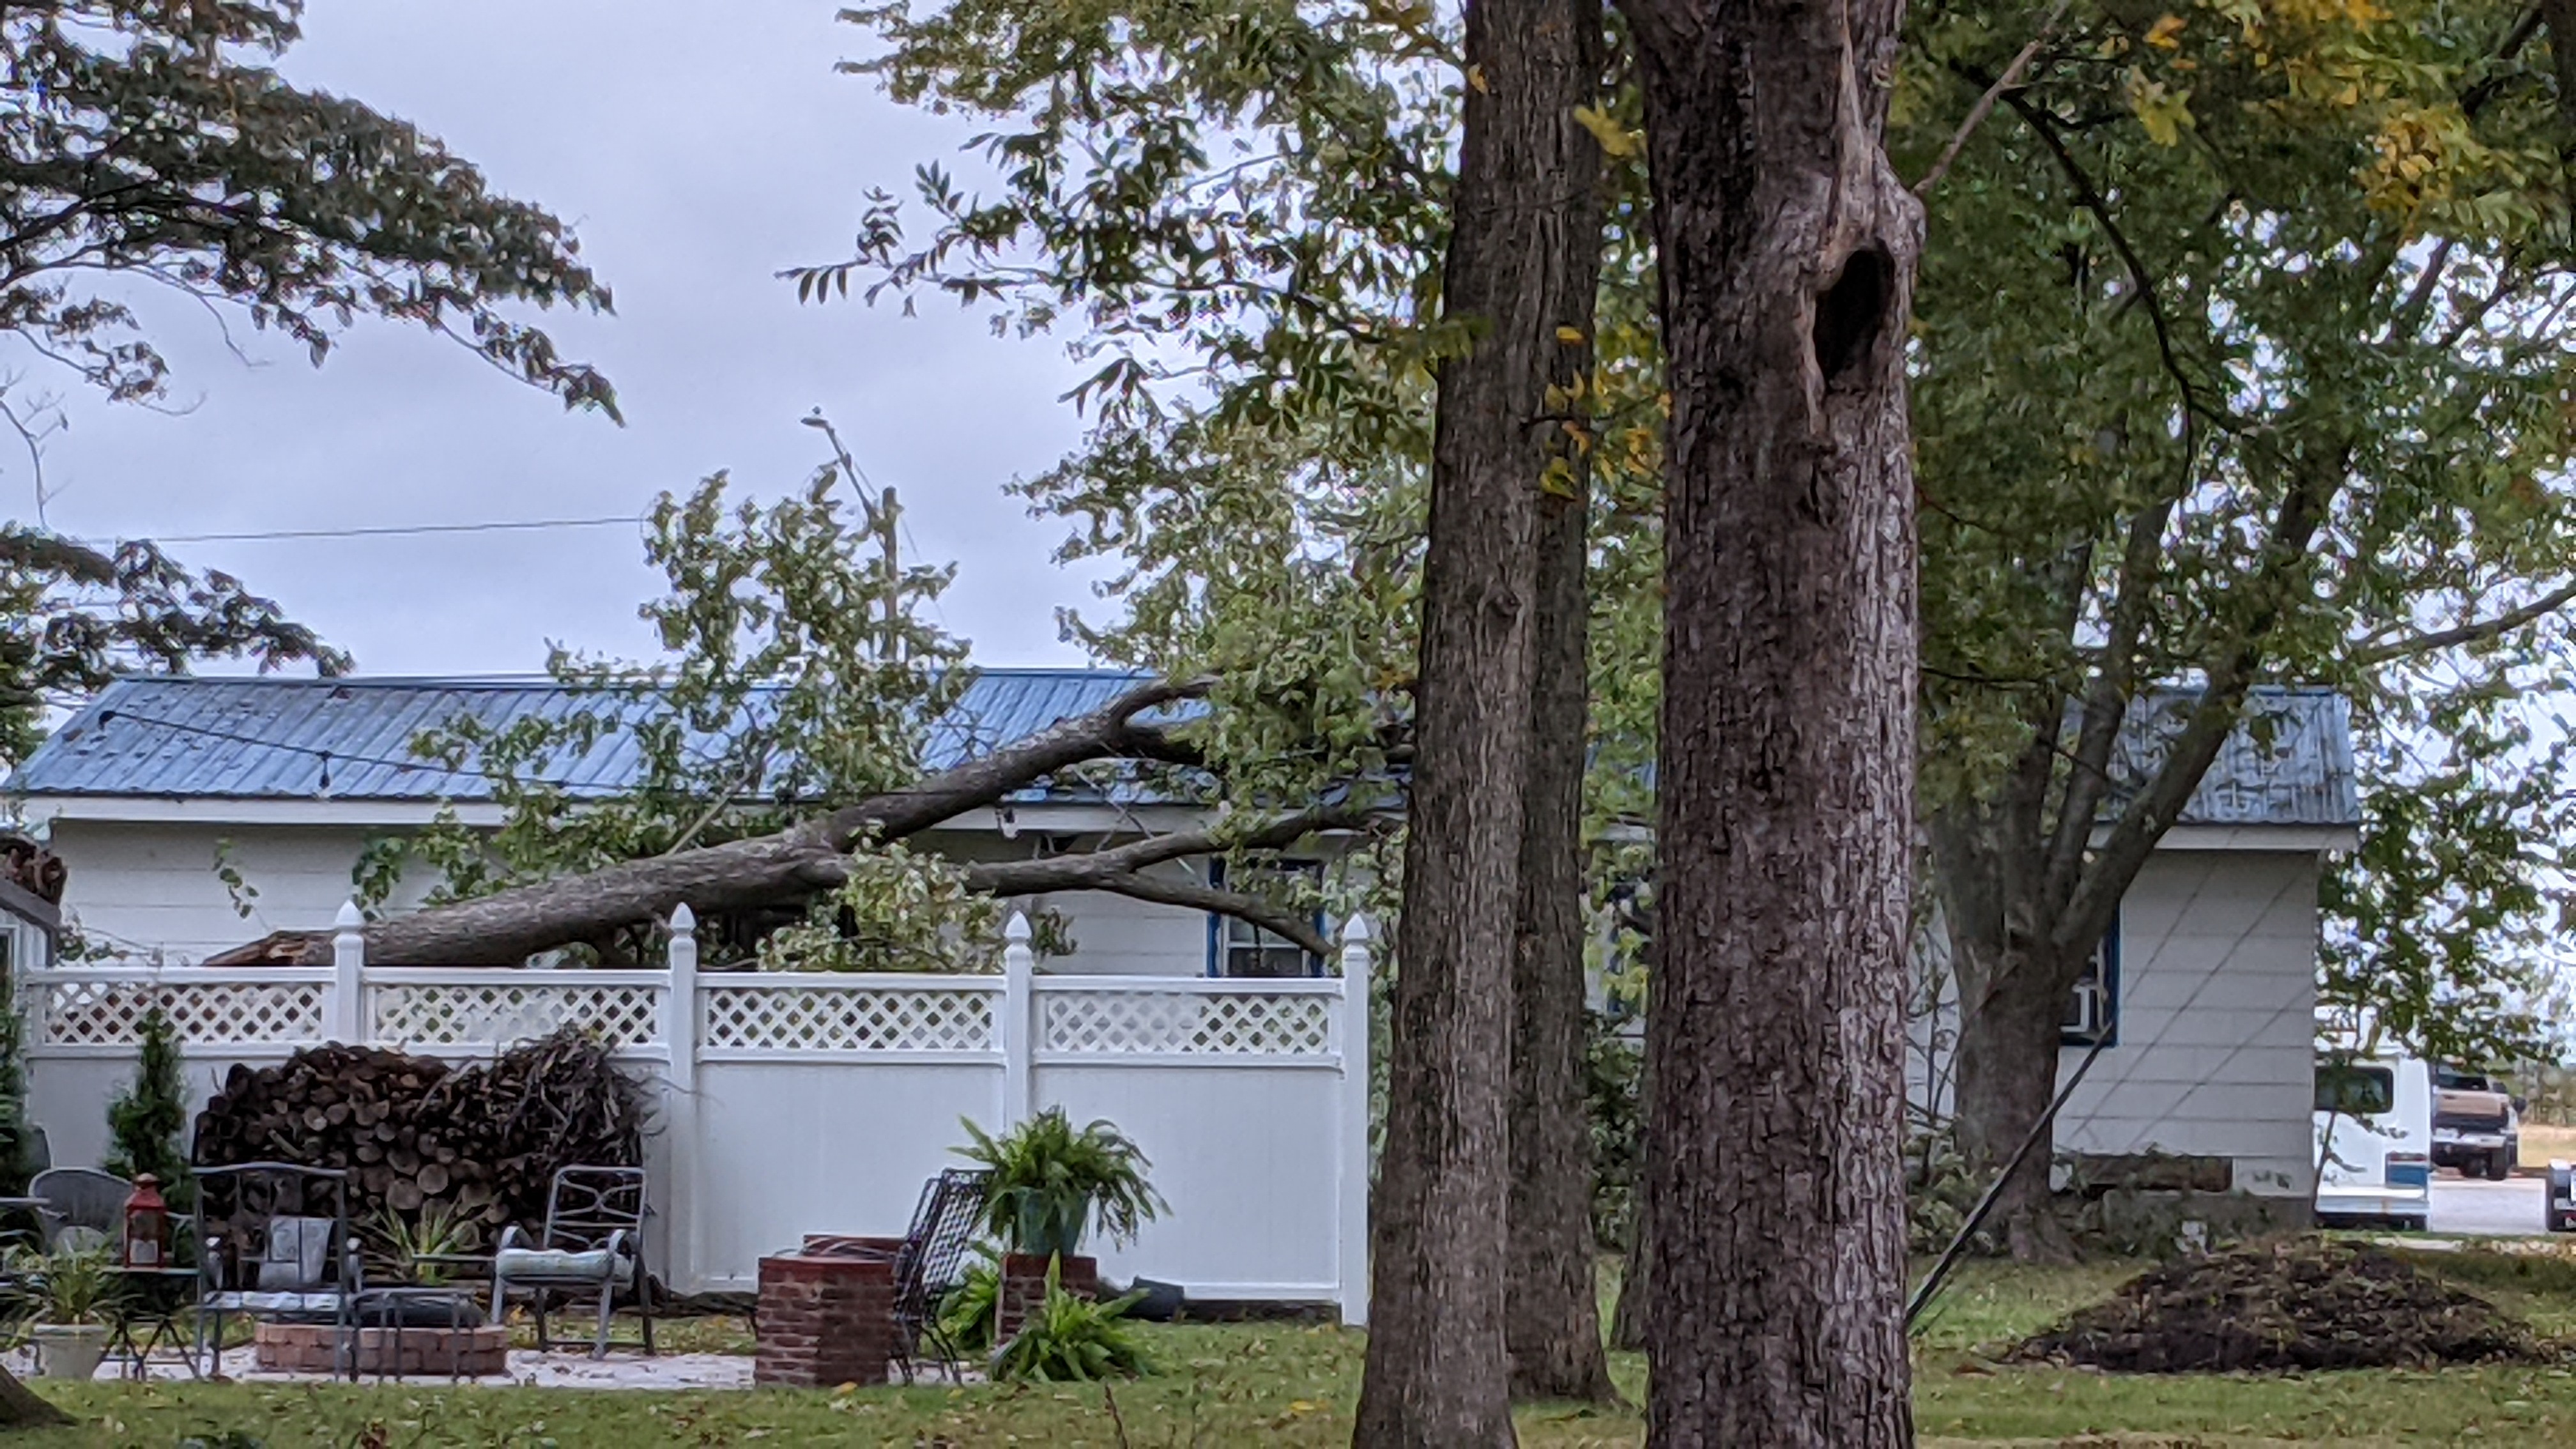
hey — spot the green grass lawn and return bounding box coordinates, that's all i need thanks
[12,1246,2576,1446]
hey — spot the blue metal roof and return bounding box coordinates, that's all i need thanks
[6,675,2358,829]
[4,670,1173,803]
[2112,686,2359,829]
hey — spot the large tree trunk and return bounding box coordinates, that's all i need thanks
[1505,463,1614,1406]
[0,1367,69,1427]
[1621,0,1921,1436]
[1502,0,1614,1406]
[1351,0,1600,1435]
[1947,926,2080,1261]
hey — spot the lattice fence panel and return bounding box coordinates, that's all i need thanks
[702,984,995,1054]
[33,979,328,1047]
[1041,990,1336,1057]
[368,983,663,1051]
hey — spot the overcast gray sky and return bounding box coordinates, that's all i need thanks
[27,0,1107,676]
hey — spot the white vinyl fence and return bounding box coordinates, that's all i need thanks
[20,906,1374,1321]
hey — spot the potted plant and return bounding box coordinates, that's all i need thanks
[10,1243,118,1380]
[955,1110,1166,1340]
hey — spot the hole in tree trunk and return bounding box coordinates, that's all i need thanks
[1811,245,1894,381]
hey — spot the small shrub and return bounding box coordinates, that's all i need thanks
[956,1109,1167,1257]
[988,1256,1152,1384]
[105,1006,194,1214]
[0,956,35,1197]
[938,1243,1002,1353]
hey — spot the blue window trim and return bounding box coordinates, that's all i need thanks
[2062,913,2120,1048]
[1204,858,1329,978]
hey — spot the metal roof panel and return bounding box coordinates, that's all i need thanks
[6,671,1167,803]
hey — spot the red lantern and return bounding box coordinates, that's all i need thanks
[121,1174,169,1269]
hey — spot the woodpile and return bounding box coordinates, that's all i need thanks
[0,831,66,905]
[193,1028,650,1242]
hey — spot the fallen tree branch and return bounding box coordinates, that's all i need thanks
[962,804,1384,961]
[302,675,1222,965]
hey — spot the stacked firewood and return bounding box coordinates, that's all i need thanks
[0,831,66,905]
[192,1028,650,1240]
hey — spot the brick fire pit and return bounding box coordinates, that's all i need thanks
[755,1242,894,1387]
[254,1320,509,1377]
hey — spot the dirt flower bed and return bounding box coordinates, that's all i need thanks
[2011,1237,2557,1373]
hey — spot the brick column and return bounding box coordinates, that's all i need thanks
[997,1252,1099,1343]
[755,1251,894,1387]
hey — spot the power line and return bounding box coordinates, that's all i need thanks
[89,703,1023,804]
[119,514,645,546]
[92,708,615,795]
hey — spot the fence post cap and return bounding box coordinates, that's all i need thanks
[334,900,364,930]
[670,902,697,933]
[1005,911,1032,944]
[1341,914,1372,946]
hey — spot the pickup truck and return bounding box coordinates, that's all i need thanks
[2431,1066,2520,1181]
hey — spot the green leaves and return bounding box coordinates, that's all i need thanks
[1,1,614,415]
[0,528,346,770]
[401,419,981,967]
[1902,0,2576,1062]
[986,1255,1155,1383]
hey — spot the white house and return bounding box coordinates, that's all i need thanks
[1912,687,2360,1223]
[9,671,2358,1225]
[3,671,1334,979]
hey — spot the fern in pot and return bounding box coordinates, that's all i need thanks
[9,1244,120,1380]
[956,1110,1166,1340]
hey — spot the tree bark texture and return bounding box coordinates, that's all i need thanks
[1943,928,2077,1259]
[0,1366,70,1427]
[1925,798,2081,1257]
[1352,0,1604,1436]
[1607,1210,1653,1353]
[1608,901,1657,1354]
[1620,0,1922,1437]
[1506,470,1615,1406]
[1501,0,1614,1407]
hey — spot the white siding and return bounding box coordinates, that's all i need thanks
[2055,851,2320,1197]
[1013,877,1211,977]
[937,831,1213,976]
[43,820,1218,976]
[1908,849,2321,1199]
[46,821,436,963]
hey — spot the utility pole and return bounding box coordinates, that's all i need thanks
[877,486,901,663]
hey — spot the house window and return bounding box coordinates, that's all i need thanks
[1206,859,1325,979]
[2062,923,2119,1047]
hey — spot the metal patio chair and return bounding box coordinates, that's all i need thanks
[885,1167,990,1384]
[30,1167,129,1252]
[491,1165,654,1358]
[192,1162,362,1379]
